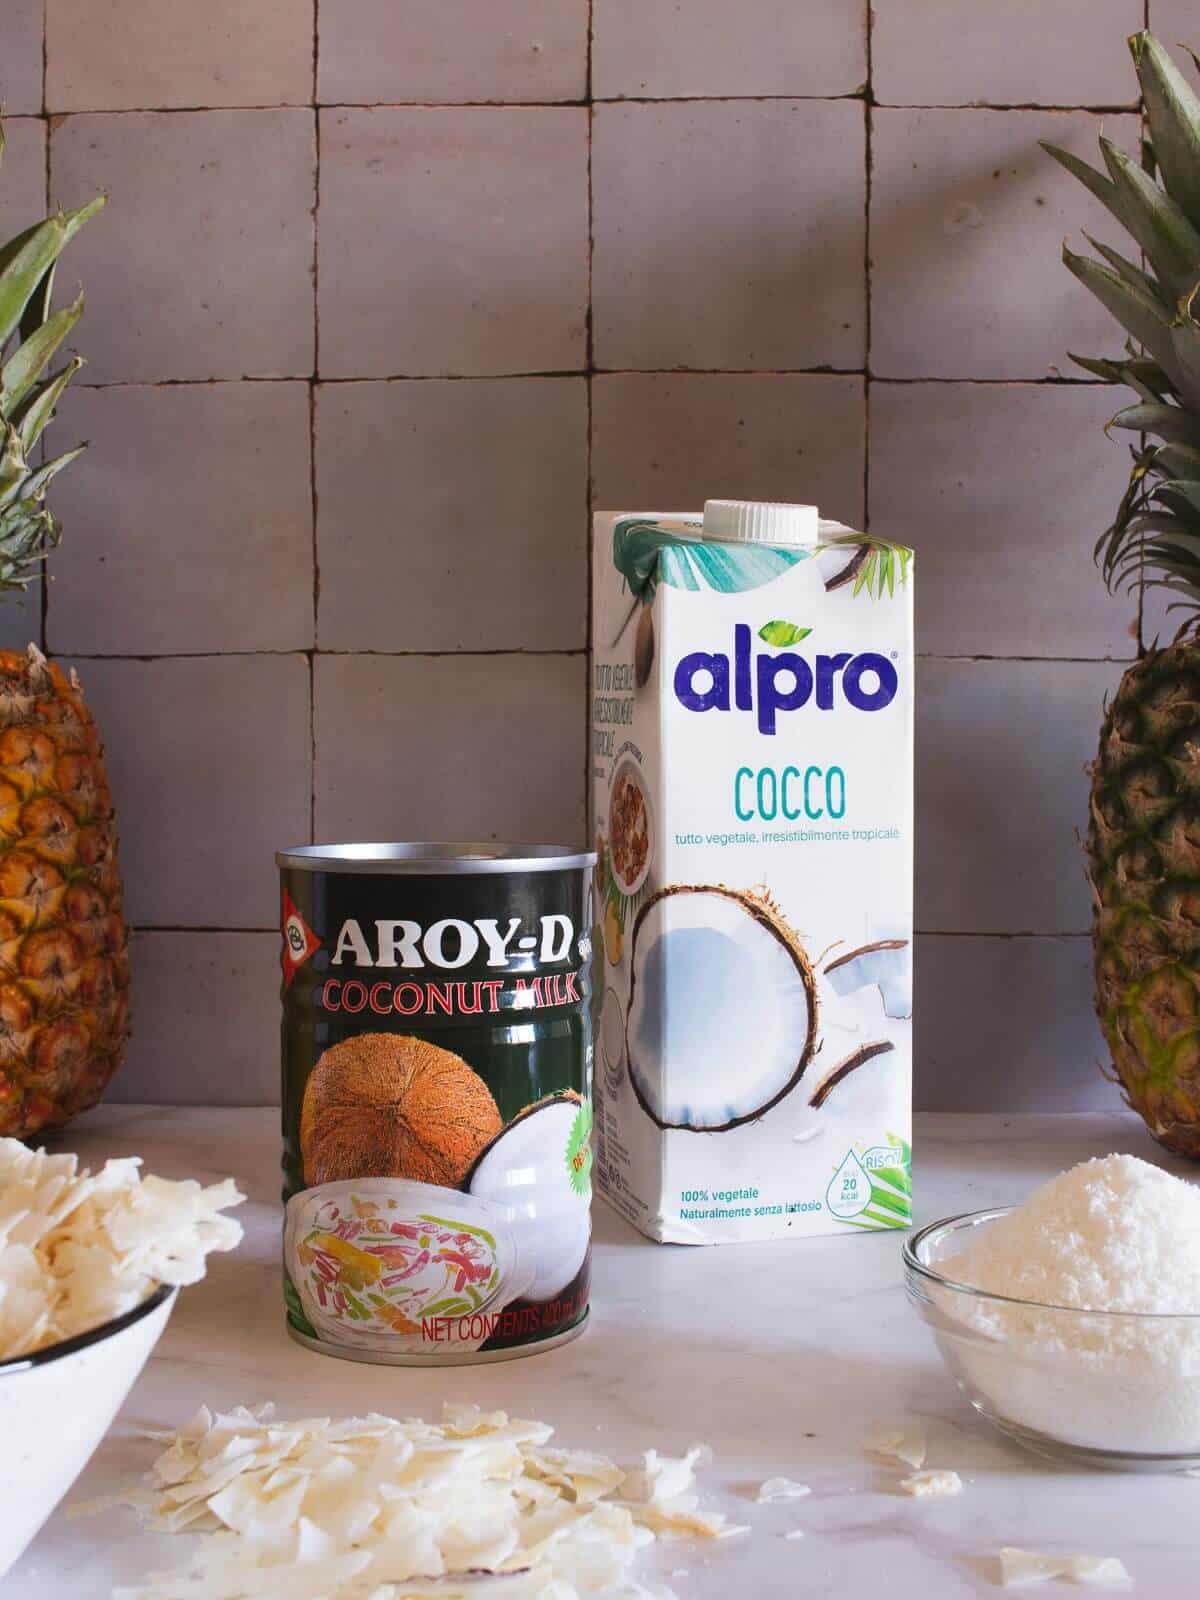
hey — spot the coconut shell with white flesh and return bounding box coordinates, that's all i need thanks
[464,1092,591,1303]
[625,885,818,1132]
[300,1033,503,1188]
[825,939,911,1020]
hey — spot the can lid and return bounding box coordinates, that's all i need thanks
[276,842,596,876]
[702,499,819,546]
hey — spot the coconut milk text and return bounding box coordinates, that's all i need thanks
[591,503,914,1244]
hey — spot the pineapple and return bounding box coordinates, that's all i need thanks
[0,132,128,1138]
[1046,32,1200,1156]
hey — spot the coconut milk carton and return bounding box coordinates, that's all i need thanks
[590,500,913,1244]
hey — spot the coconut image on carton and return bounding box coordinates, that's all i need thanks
[300,1033,503,1188]
[625,885,819,1131]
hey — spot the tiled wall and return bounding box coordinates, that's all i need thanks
[0,1,1172,1111]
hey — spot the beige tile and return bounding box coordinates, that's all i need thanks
[593,0,866,98]
[319,0,587,104]
[915,936,1108,1111]
[871,109,1140,380]
[870,381,1136,657]
[47,383,313,654]
[0,120,50,651]
[111,932,279,1105]
[318,107,587,378]
[1146,3,1200,56]
[317,379,586,652]
[873,1,1141,108]
[0,0,44,115]
[0,117,47,235]
[47,0,314,111]
[315,654,585,844]
[593,100,866,372]
[74,655,311,927]
[917,659,1121,935]
[51,110,315,381]
[592,373,865,526]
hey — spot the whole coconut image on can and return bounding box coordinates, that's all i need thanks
[277,843,596,1366]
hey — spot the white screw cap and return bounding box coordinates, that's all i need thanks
[702,499,819,546]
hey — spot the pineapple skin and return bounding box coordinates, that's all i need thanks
[1090,640,1200,1157]
[0,646,129,1138]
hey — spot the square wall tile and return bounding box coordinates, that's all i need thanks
[870,382,1136,658]
[46,383,314,654]
[317,378,586,651]
[75,655,310,927]
[315,654,585,843]
[51,110,315,381]
[1148,3,1200,52]
[873,1,1141,108]
[319,0,587,105]
[592,374,865,526]
[112,932,279,1105]
[0,118,47,235]
[593,100,866,371]
[319,107,587,378]
[871,109,1140,380]
[592,0,866,99]
[47,0,314,111]
[917,659,1121,935]
[0,120,49,651]
[915,936,1108,1111]
[0,0,44,114]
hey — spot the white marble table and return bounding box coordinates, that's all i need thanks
[9,1106,1200,1597]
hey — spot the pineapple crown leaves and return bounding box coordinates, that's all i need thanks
[1044,31,1200,634]
[0,123,104,597]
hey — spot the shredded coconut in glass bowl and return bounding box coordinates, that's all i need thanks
[0,1135,244,1360]
[908,1154,1200,1461]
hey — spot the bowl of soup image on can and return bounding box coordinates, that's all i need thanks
[277,843,596,1366]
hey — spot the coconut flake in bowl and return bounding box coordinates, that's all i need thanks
[905,1154,1200,1468]
[0,1135,245,1576]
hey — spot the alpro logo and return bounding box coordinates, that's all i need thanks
[673,623,898,735]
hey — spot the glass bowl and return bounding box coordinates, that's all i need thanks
[904,1208,1200,1472]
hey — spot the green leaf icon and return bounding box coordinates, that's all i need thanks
[565,1099,593,1197]
[758,620,812,647]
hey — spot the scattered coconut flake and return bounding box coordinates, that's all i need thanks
[1069,1555,1132,1588]
[755,1477,811,1503]
[898,1470,962,1498]
[0,1136,243,1360]
[93,1403,739,1599]
[864,1422,926,1470]
[783,1530,806,1542]
[998,1548,1132,1589]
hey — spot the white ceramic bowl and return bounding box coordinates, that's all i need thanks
[0,1284,176,1576]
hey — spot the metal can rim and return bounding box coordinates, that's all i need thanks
[275,842,597,875]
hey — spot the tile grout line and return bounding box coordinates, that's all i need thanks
[584,0,596,838]
[34,97,1146,116]
[38,0,49,657]
[862,2,873,532]
[68,373,1123,389]
[309,0,320,844]
[45,648,1131,664]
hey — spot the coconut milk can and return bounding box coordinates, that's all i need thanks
[277,843,596,1364]
[591,501,914,1243]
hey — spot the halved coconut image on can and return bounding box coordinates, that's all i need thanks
[625,884,818,1130]
[284,1179,533,1358]
[301,1033,503,1188]
[464,1091,592,1304]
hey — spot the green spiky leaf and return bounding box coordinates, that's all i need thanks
[1132,30,1200,231]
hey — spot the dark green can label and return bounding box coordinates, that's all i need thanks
[277,845,595,1365]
